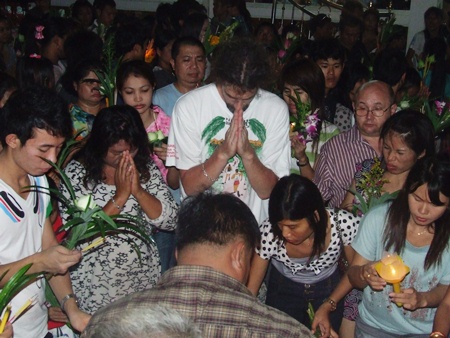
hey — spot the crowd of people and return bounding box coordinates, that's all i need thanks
[1,0,450,337]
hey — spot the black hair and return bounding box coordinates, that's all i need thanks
[311,38,345,63]
[63,30,103,70]
[93,0,116,11]
[176,192,261,251]
[153,28,178,52]
[380,109,435,160]
[15,56,55,89]
[114,21,148,58]
[337,61,370,109]
[210,37,272,91]
[281,58,325,113]
[63,58,102,96]
[179,12,208,41]
[171,36,205,60]
[24,16,73,56]
[269,174,328,262]
[384,155,450,270]
[373,48,407,87]
[117,60,156,91]
[71,0,94,28]
[0,86,72,147]
[309,14,332,35]
[0,71,18,100]
[80,105,152,188]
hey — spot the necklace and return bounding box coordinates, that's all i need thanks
[416,229,428,236]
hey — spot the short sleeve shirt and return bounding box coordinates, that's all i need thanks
[256,208,360,275]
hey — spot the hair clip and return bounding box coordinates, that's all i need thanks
[35,25,45,40]
[29,53,41,59]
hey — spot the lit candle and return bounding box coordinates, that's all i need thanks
[375,254,410,307]
[290,122,296,134]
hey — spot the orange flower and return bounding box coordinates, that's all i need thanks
[209,35,220,46]
[145,39,156,63]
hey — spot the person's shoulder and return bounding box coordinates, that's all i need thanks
[154,83,175,96]
[255,89,286,105]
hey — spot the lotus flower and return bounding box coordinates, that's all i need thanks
[375,253,410,306]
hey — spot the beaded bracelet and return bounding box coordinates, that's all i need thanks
[111,197,123,211]
[201,162,219,182]
[323,297,337,311]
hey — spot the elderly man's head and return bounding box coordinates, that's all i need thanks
[353,80,397,138]
[175,192,260,283]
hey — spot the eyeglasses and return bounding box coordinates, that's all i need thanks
[80,78,101,86]
[355,104,392,117]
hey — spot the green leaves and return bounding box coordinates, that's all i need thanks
[0,264,41,319]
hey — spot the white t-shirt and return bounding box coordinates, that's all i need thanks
[0,175,49,338]
[167,83,291,223]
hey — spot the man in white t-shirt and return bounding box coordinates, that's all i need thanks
[166,38,290,223]
[0,86,90,338]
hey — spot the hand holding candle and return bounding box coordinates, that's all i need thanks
[375,253,410,307]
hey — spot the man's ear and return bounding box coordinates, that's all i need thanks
[230,240,248,276]
[5,134,20,149]
[170,58,175,71]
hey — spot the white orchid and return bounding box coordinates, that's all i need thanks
[75,194,98,211]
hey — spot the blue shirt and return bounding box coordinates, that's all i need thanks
[352,203,450,335]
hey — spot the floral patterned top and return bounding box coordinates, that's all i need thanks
[59,159,178,314]
[256,208,360,275]
[146,106,171,182]
[69,103,95,139]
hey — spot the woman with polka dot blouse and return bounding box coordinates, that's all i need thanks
[247,174,360,337]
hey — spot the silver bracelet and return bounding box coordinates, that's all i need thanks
[60,293,78,313]
[201,162,219,182]
[111,197,123,211]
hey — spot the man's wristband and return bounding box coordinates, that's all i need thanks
[60,293,78,313]
[297,158,309,167]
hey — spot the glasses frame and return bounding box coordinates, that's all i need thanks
[355,104,392,117]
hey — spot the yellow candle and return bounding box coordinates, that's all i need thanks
[0,305,11,333]
[82,237,106,252]
[393,282,402,306]
[10,298,32,323]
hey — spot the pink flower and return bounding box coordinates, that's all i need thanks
[435,101,446,116]
[278,50,287,60]
[305,124,318,138]
[284,39,292,49]
[296,133,307,145]
[35,25,44,40]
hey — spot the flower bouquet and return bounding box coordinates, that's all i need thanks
[277,32,301,65]
[203,21,239,58]
[424,100,450,135]
[352,157,397,215]
[289,91,320,146]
